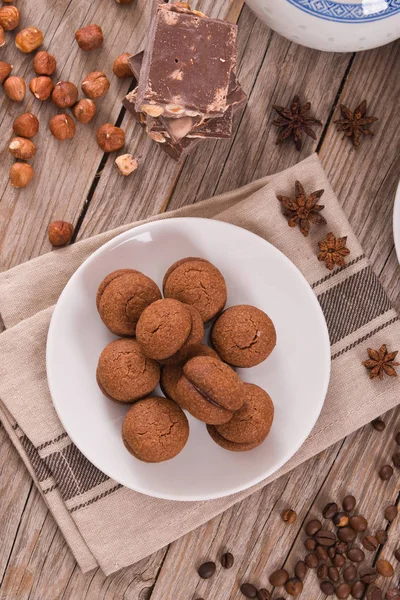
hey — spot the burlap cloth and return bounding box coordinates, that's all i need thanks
[0,154,399,575]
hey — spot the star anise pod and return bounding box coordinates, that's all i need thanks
[362,344,399,380]
[317,232,350,271]
[334,100,378,148]
[277,180,326,237]
[272,95,322,151]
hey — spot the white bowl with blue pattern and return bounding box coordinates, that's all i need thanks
[245,0,400,52]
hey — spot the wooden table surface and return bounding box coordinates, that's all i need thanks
[1,1,400,598]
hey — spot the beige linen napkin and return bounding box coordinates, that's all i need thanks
[0,154,399,575]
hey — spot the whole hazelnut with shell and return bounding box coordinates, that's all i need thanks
[33,51,56,76]
[4,76,26,102]
[97,124,125,152]
[29,76,54,100]
[0,5,20,30]
[81,71,110,99]
[49,114,76,140]
[75,24,103,51]
[48,221,74,247]
[72,98,97,124]
[113,53,132,78]
[10,163,34,188]
[52,81,78,108]
[9,137,37,160]
[15,27,43,53]
[13,113,39,138]
[0,61,13,84]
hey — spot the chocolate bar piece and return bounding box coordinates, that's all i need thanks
[136,1,237,119]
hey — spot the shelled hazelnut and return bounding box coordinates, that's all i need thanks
[48,221,74,247]
[15,27,43,53]
[49,114,76,140]
[4,75,26,101]
[0,5,20,30]
[97,124,125,152]
[0,61,12,84]
[72,98,96,124]
[33,51,56,76]
[9,137,37,160]
[75,24,103,51]
[115,154,138,176]
[0,25,5,48]
[2,0,16,3]
[112,53,132,78]
[10,163,34,188]
[52,81,78,108]
[81,71,110,99]
[13,113,39,138]
[29,76,54,100]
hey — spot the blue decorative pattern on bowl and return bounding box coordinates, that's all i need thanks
[286,0,400,23]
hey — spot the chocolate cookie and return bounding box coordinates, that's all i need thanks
[161,344,219,403]
[163,257,227,322]
[207,383,274,451]
[175,355,244,424]
[96,338,160,403]
[160,305,204,366]
[97,269,161,336]
[211,305,277,367]
[122,396,189,462]
[136,298,192,360]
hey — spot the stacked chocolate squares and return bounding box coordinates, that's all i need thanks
[123,0,247,161]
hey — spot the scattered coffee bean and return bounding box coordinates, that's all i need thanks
[338,526,357,543]
[328,566,340,582]
[240,583,258,598]
[343,564,357,582]
[335,541,349,554]
[323,502,339,519]
[257,590,270,600]
[362,535,379,551]
[350,515,368,532]
[333,553,346,568]
[384,505,398,522]
[305,553,319,568]
[336,582,351,599]
[269,569,289,586]
[334,512,350,527]
[281,508,297,524]
[221,552,234,569]
[372,419,386,431]
[294,560,307,581]
[367,586,383,600]
[347,548,365,563]
[376,559,394,577]
[396,432,400,445]
[284,578,303,596]
[376,529,388,544]
[328,547,336,560]
[343,495,357,512]
[320,580,335,595]
[379,465,394,481]
[305,519,322,536]
[316,530,337,546]
[318,564,328,579]
[351,581,366,599]
[304,537,317,551]
[395,548,400,561]
[316,545,328,561]
[360,567,378,584]
[392,452,400,469]
[386,589,400,600]
[198,561,216,579]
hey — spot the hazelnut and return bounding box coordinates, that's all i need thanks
[112,53,132,78]
[81,71,110,99]
[96,124,125,152]
[0,5,19,30]
[49,114,76,140]
[9,137,37,160]
[72,98,96,124]
[115,154,139,176]
[13,113,39,138]
[0,25,5,48]
[10,163,34,188]
[75,24,103,51]
[48,221,74,247]
[4,76,26,102]
[52,81,78,108]
[29,76,54,100]
[140,104,164,117]
[33,51,56,76]
[15,27,43,53]
[2,0,15,3]
[0,61,12,84]
[174,2,191,8]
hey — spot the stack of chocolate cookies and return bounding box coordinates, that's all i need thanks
[122,1,247,161]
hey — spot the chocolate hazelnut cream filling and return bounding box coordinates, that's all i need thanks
[183,376,229,410]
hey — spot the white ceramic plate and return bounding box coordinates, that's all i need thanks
[47,218,331,501]
[393,179,400,263]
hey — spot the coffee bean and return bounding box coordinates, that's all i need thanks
[396,432,400,445]
[336,582,352,599]
[323,502,339,519]
[384,505,398,522]
[221,552,234,569]
[281,508,297,524]
[360,567,378,584]
[328,547,336,560]
[367,586,383,600]
[334,512,350,527]
[338,527,357,543]
[304,537,317,551]
[395,548,400,561]
[372,419,386,431]
[333,553,346,568]
[284,578,303,597]
[320,580,335,595]
[316,545,328,561]
[328,566,340,583]
[392,453,400,469]
[386,589,400,600]
[343,495,357,512]
[349,515,368,532]
[257,590,270,600]
[379,465,394,481]
[335,541,349,554]
[343,565,357,582]
[316,530,337,546]
[376,559,394,577]
[198,561,216,579]
[240,583,258,598]
[363,535,379,551]
[305,519,322,536]
[294,560,307,581]
[351,581,366,599]
[317,564,328,579]
[305,553,319,568]
[269,569,289,586]
[347,548,365,563]
[376,529,388,544]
